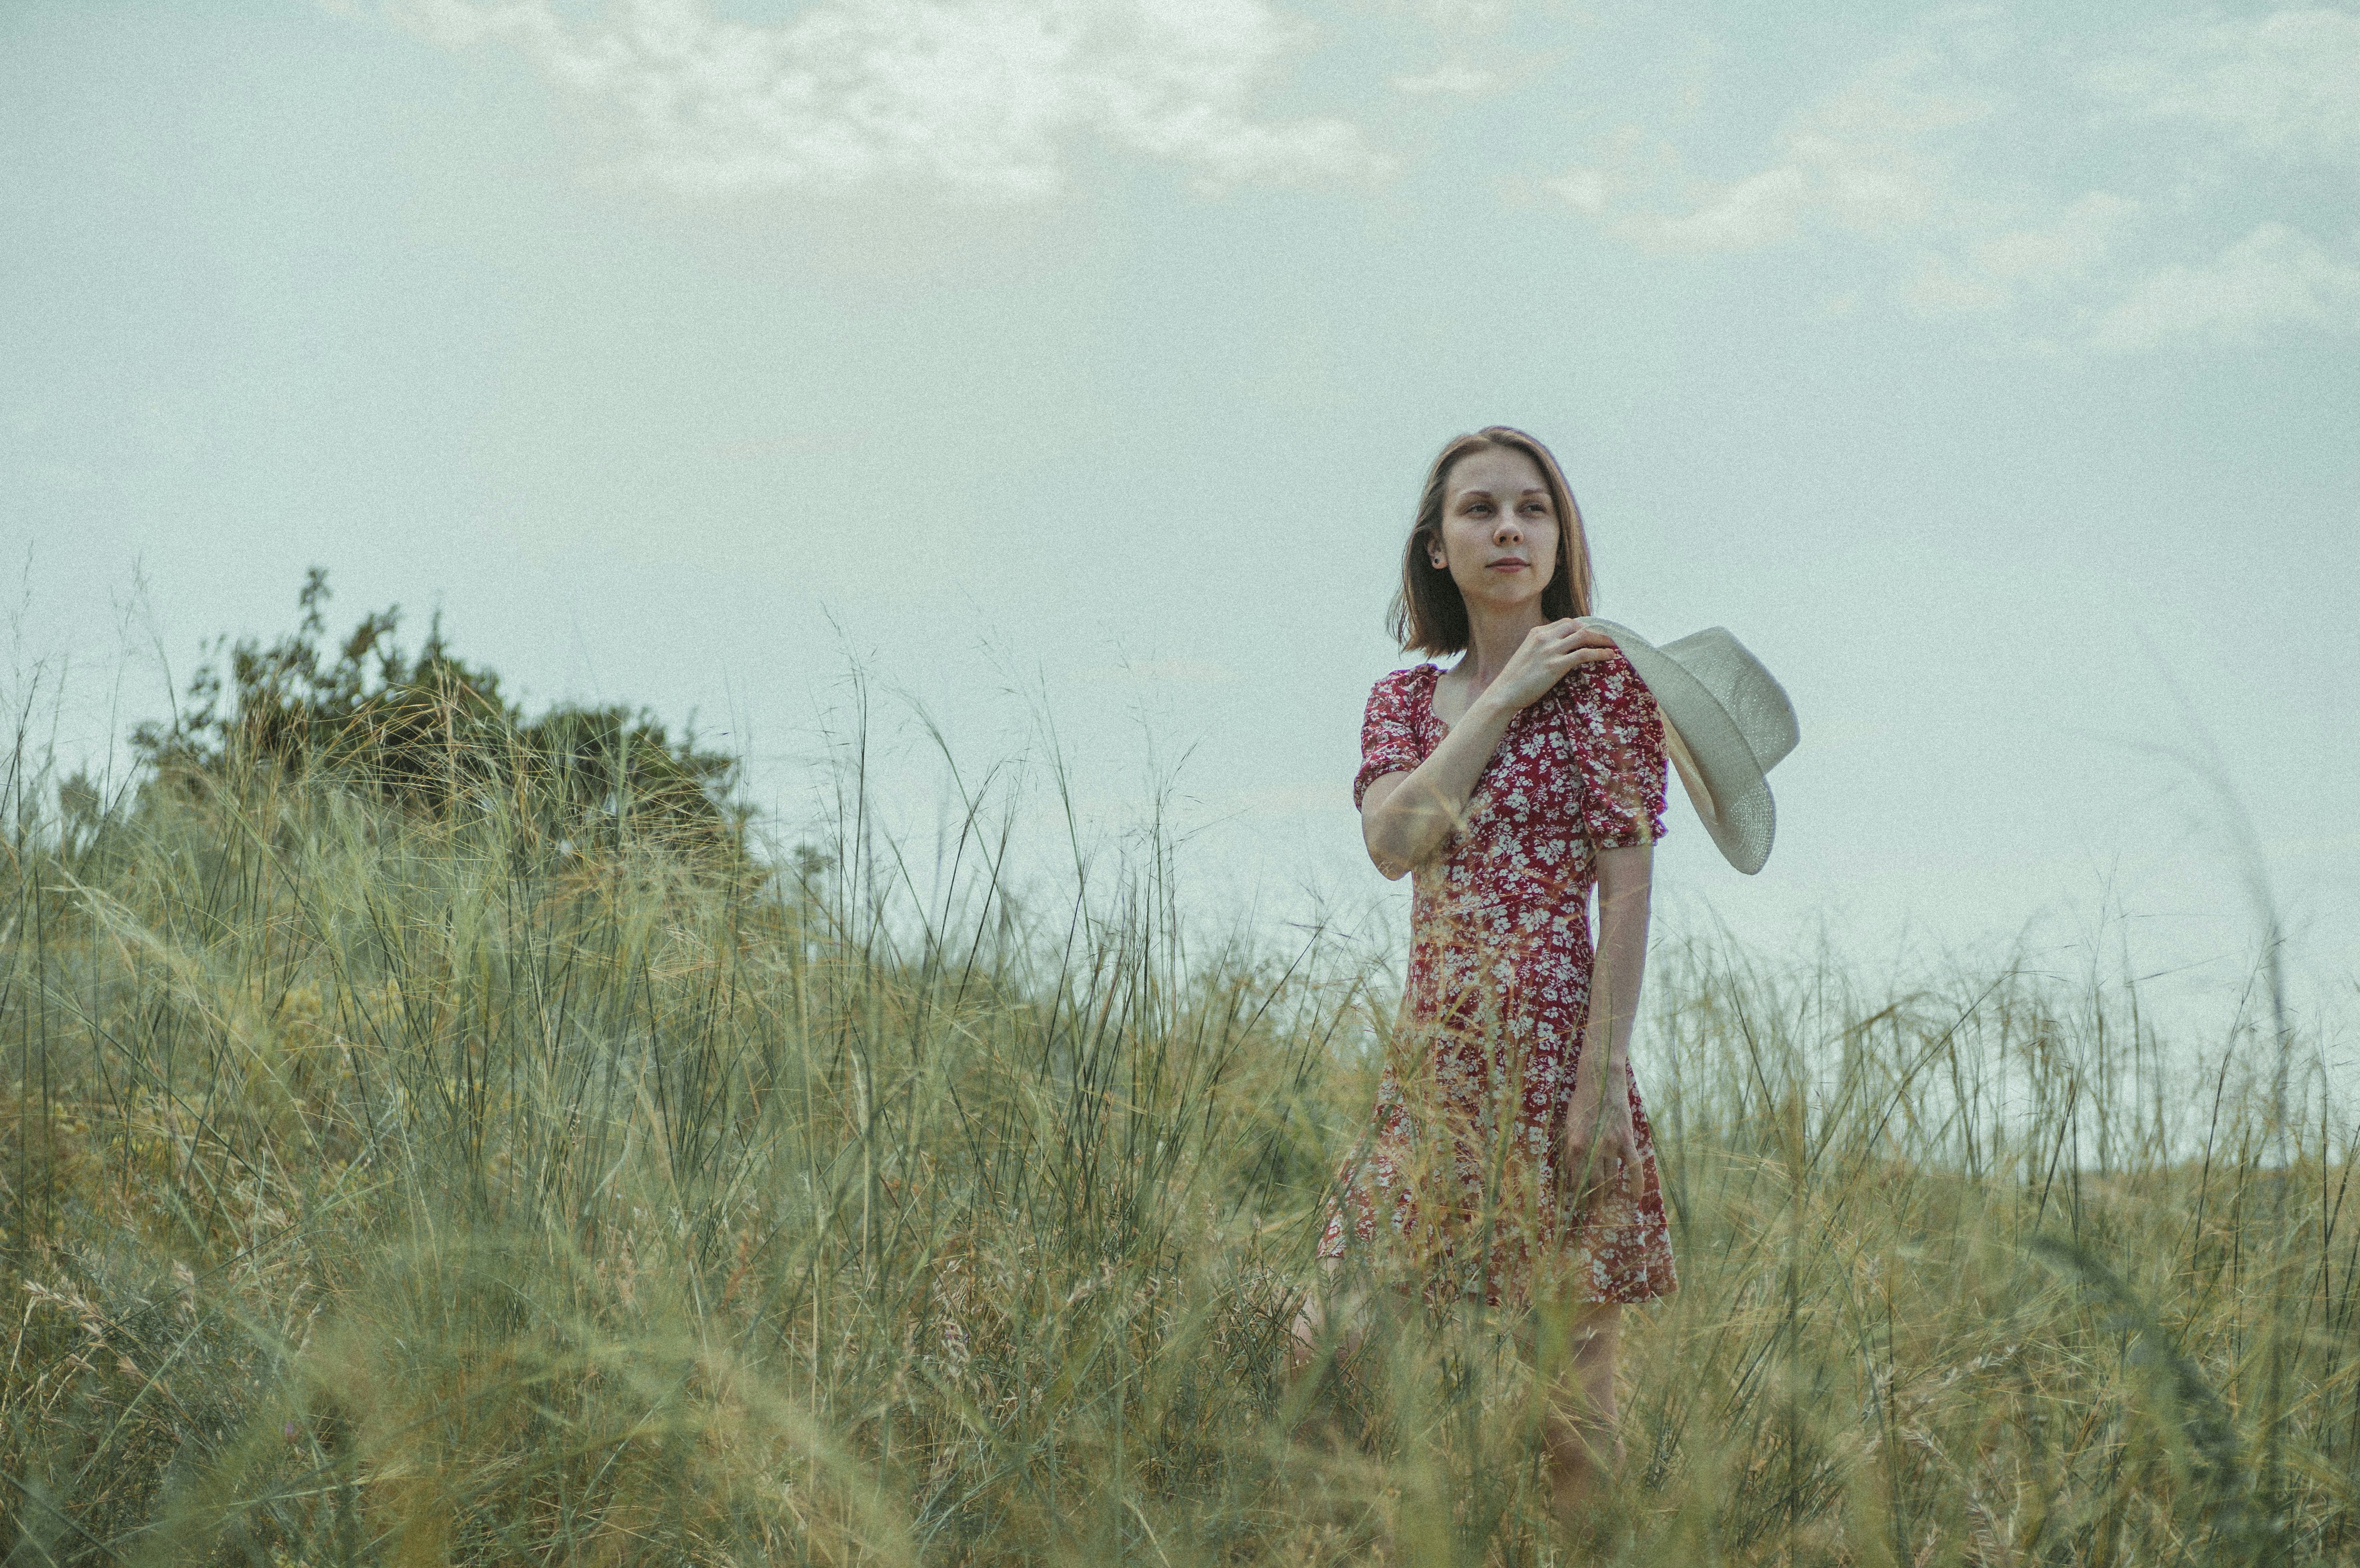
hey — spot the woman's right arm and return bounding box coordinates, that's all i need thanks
[1360,620,1614,880]
[1360,700,1515,879]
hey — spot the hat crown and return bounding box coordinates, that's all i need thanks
[1574,615,1796,874]
[1661,628,1799,772]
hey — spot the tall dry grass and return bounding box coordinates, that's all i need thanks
[0,720,2352,1565]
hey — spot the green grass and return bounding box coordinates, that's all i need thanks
[0,735,2352,1565]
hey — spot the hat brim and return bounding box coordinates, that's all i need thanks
[1576,617,1777,875]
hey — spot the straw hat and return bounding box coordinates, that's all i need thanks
[1575,618,1799,875]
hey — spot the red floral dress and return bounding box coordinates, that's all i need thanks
[1318,655,1680,1308]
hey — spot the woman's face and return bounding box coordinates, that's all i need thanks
[1431,447,1559,614]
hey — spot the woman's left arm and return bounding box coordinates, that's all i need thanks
[1590,844,1653,1077]
[1565,844,1652,1203]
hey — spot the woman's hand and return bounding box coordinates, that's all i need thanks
[1476,620,1620,720]
[1562,1071,1642,1212]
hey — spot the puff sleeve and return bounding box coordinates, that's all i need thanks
[1352,670,1428,810]
[1569,653,1668,851]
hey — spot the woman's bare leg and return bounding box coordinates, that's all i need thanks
[1287,1256,1361,1377]
[1540,1302,1622,1524]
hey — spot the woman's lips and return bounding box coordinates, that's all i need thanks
[1487,559,1528,571]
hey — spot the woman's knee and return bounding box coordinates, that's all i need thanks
[1287,1296,1325,1372]
[1539,1302,1621,1428]
[1288,1259,1364,1373]
[1570,1302,1621,1362]
[1535,1297,1619,1365]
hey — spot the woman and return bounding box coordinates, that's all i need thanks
[1293,426,1678,1521]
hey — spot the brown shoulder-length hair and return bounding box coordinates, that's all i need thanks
[1389,426,1596,656]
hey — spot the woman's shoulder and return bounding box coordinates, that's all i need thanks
[1555,649,1660,736]
[1371,662,1442,697]
[1366,662,1441,717]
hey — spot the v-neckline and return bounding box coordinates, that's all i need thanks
[1425,662,1562,743]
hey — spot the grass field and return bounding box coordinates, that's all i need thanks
[1,737,2352,1565]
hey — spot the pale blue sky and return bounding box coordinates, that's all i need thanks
[5,0,2355,1044]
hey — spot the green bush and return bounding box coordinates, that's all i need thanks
[131,569,747,865]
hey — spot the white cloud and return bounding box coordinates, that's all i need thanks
[1547,164,1609,214]
[1410,0,1510,25]
[1557,42,1993,254]
[1903,191,2141,315]
[1390,61,1500,98]
[2087,222,2360,352]
[1613,165,1809,251]
[380,0,1391,201]
[2088,7,2360,164]
[1546,11,2360,354]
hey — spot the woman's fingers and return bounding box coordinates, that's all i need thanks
[1572,626,1619,664]
[1534,622,1619,668]
[1566,1125,1645,1209]
[1501,623,1623,712]
[1541,647,1615,681]
[1565,1139,1613,1206]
